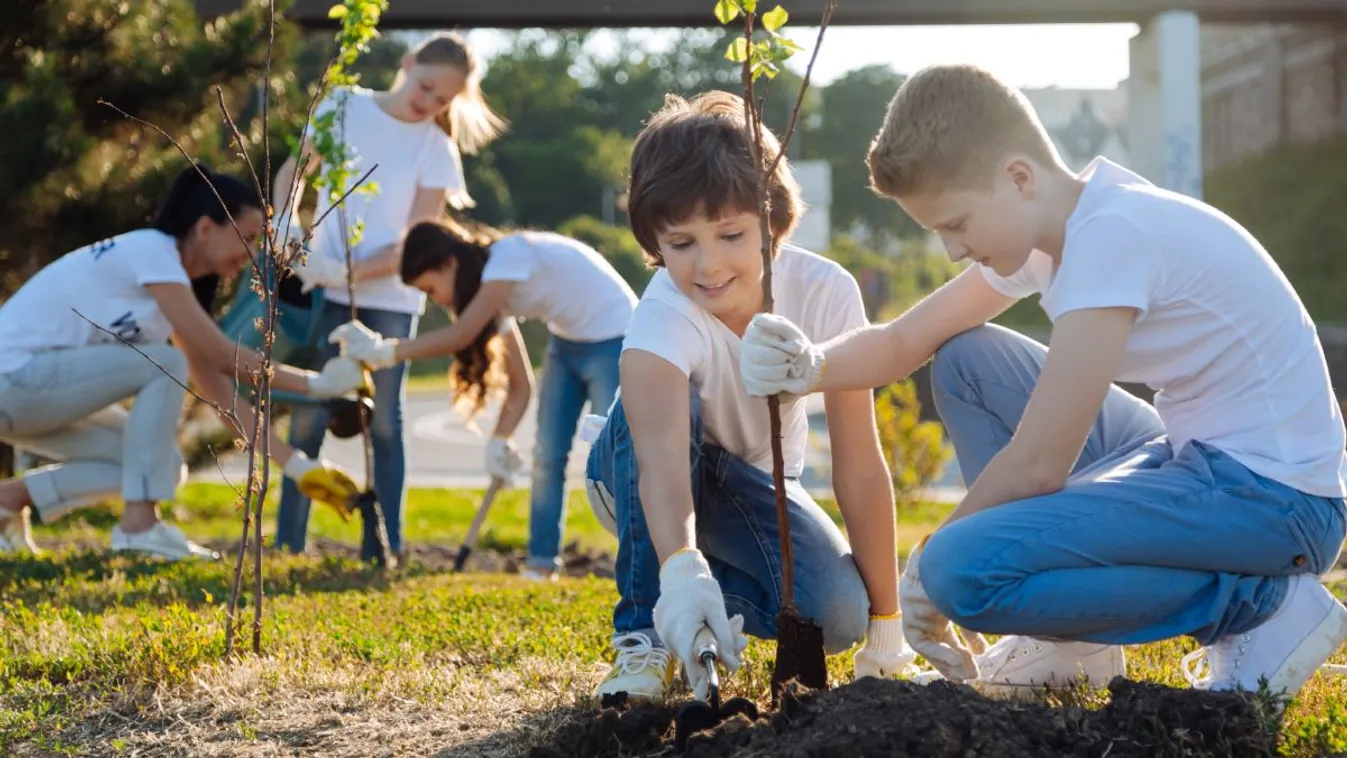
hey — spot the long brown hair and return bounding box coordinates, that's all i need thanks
[408,32,508,155]
[400,218,509,419]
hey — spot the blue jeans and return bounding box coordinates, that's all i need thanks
[527,335,623,572]
[920,324,1347,646]
[274,301,417,557]
[585,388,869,654]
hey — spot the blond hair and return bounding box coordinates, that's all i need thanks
[627,91,803,266]
[408,31,508,155]
[866,63,1062,198]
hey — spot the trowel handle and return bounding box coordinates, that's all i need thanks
[692,625,722,708]
[693,625,719,664]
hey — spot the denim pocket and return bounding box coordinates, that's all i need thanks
[1285,496,1347,576]
[584,478,617,537]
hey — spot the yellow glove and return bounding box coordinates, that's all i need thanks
[283,453,359,522]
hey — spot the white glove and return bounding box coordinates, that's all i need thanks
[739,313,825,398]
[854,615,921,680]
[307,356,365,399]
[901,535,981,682]
[484,437,523,483]
[329,320,399,370]
[652,548,749,702]
[291,250,349,294]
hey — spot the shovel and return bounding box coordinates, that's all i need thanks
[453,476,505,572]
[673,626,760,753]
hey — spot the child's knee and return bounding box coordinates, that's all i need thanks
[930,326,998,389]
[803,561,869,654]
[146,344,189,384]
[918,528,995,629]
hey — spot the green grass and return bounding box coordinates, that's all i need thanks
[2,485,1345,756]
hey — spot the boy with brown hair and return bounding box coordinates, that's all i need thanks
[583,90,919,704]
[740,62,1347,699]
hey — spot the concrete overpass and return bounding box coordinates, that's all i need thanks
[197,1,1347,30]
[194,0,1347,202]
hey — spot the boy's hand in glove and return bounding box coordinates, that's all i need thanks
[854,614,921,679]
[739,313,825,399]
[652,548,749,702]
[901,535,981,682]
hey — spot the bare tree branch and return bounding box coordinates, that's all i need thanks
[765,1,837,179]
[309,164,379,232]
[96,100,269,286]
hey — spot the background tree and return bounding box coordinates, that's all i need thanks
[0,0,290,293]
[806,64,922,250]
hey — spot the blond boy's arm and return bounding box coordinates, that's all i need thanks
[814,266,1018,391]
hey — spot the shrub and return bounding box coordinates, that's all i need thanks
[874,379,952,508]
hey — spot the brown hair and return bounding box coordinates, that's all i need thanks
[626,90,803,266]
[408,32,509,155]
[866,63,1061,198]
[399,217,508,419]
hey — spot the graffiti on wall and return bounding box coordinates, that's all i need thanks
[1165,129,1203,199]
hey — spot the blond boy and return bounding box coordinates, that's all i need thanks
[740,63,1347,699]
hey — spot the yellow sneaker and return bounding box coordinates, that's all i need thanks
[595,631,678,704]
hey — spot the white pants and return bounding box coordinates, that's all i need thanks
[0,344,188,522]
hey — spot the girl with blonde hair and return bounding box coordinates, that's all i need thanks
[270,31,507,559]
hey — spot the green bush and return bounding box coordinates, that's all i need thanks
[874,379,952,508]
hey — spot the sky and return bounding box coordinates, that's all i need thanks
[455,23,1140,91]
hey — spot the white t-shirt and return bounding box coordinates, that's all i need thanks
[621,244,869,478]
[481,231,638,342]
[981,156,1347,498]
[0,229,191,373]
[308,86,467,315]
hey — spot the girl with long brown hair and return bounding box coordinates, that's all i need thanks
[332,218,638,580]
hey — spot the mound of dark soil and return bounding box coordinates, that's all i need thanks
[531,677,1281,758]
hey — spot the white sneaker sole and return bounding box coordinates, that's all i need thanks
[1268,598,1347,697]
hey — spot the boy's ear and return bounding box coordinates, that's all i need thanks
[1006,158,1037,199]
[401,52,417,73]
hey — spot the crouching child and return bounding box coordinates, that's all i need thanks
[584,91,919,704]
[739,63,1347,701]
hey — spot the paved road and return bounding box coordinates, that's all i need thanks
[197,389,967,502]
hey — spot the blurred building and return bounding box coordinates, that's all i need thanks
[1022,86,1132,171]
[1200,24,1347,171]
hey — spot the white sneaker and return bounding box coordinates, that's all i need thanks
[915,635,1127,697]
[110,522,220,561]
[1181,573,1347,698]
[521,566,560,582]
[0,506,41,554]
[594,632,678,704]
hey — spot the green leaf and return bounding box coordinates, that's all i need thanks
[776,36,804,54]
[714,0,740,24]
[751,58,780,80]
[761,5,788,32]
[741,0,757,12]
[327,4,348,19]
[725,37,749,63]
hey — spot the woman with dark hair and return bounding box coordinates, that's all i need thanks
[332,218,637,579]
[0,163,365,559]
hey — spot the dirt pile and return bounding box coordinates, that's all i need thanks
[531,676,1282,758]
